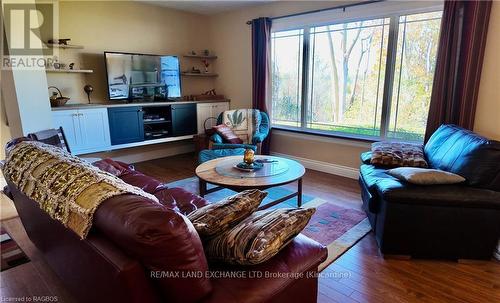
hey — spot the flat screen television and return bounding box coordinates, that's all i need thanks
[104,51,181,101]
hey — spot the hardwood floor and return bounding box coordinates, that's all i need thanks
[1,153,499,303]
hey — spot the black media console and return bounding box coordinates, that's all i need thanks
[108,103,196,145]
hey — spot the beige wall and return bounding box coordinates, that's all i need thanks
[49,1,215,104]
[0,98,12,160]
[474,1,500,140]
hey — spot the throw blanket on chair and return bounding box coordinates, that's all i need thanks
[2,141,158,239]
[222,109,260,144]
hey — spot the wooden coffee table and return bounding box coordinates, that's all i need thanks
[195,155,306,209]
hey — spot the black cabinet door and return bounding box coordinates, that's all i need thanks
[171,104,197,136]
[108,107,144,145]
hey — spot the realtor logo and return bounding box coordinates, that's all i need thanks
[3,3,53,55]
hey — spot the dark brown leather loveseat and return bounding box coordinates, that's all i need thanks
[4,147,327,303]
[359,124,500,259]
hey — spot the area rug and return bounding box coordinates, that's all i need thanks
[1,228,30,271]
[167,177,371,270]
[303,199,371,271]
[0,174,19,221]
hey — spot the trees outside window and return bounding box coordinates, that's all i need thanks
[271,11,442,141]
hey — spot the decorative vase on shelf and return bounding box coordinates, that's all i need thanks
[201,59,210,73]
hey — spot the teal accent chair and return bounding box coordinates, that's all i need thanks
[209,111,270,154]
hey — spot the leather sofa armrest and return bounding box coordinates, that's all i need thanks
[85,235,160,303]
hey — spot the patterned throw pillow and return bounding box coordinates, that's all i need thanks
[387,167,465,185]
[213,124,244,144]
[222,109,261,144]
[187,189,267,238]
[370,142,428,168]
[204,208,316,265]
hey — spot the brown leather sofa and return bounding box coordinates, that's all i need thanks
[4,148,327,303]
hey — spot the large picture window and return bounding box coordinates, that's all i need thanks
[271,9,442,141]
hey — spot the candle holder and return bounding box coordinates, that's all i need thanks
[243,148,255,164]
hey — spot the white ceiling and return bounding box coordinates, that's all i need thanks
[143,0,275,15]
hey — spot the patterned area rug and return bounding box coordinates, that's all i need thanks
[0,174,19,221]
[303,199,371,271]
[167,177,371,270]
[1,228,30,271]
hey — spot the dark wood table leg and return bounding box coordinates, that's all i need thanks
[297,178,303,207]
[199,178,207,197]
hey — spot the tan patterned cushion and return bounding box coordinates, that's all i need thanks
[370,142,428,168]
[187,189,267,238]
[204,208,315,265]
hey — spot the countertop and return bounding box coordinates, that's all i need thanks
[51,99,230,111]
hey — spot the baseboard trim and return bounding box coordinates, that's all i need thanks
[270,152,359,179]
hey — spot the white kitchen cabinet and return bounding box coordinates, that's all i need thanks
[52,108,111,155]
[196,102,230,134]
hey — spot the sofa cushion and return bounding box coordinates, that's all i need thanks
[204,208,315,265]
[371,141,428,168]
[201,234,326,303]
[94,158,210,215]
[155,187,209,215]
[360,164,500,209]
[424,124,500,190]
[94,159,163,193]
[93,158,131,177]
[94,194,212,303]
[387,167,466,185]
[375,182,500,209]
[188,189,267,238]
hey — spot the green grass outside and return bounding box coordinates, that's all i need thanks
[273,120,424,141]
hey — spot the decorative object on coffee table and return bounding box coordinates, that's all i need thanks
[244,148,255,164]
[196,155,305,208]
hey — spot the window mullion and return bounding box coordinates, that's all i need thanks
[379,16,399,139]
[300,27,311,130]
